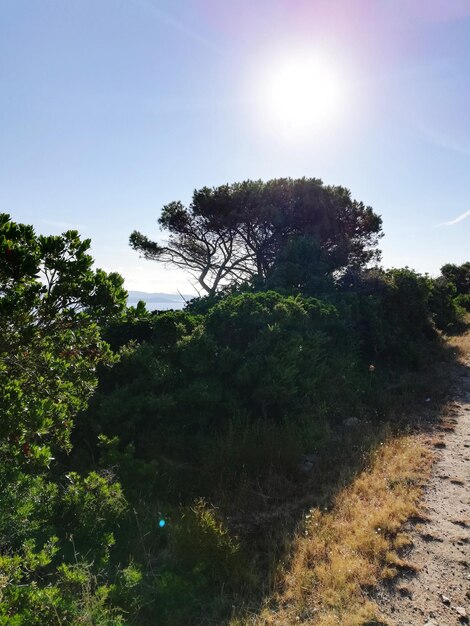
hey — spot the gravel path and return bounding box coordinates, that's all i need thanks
[375,372,470,625]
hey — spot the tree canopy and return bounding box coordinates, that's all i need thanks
[441,262,470,296]
[0,214,127,467]
[130,178,383,295]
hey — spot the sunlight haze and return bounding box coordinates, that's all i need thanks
[254,48,349,139]
[1,0,469,294]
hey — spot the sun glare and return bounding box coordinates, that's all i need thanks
[257,51,345,138]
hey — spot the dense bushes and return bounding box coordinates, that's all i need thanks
[81,269,450,483]
[2,213,468,625]
[425,263,470,332]
[71,266,466,623]
[81,292,353,466]
[335,268,437,366]
[81,268,457,478]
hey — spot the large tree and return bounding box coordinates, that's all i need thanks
[130,178,383,295]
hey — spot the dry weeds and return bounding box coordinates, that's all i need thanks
[233,436,433,626]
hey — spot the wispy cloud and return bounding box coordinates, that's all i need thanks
[129,0,225,55]
[41,219,85,231]
[417,124,470,158]
[435,210,470,227]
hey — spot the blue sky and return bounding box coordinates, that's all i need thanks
[1,0,469,294]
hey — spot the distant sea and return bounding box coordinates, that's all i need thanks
[127,291,195,311]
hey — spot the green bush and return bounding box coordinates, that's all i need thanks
[428,276,464,332]
[0,539,125,626]
[336,268,437,366]
[81,292,348,466]
[171,499,245,586]
[455,293,470,312]
[3,214,464,626]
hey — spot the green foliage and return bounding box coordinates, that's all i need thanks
[200,291,337,422]
[96,435,160,501]
[262,236,335,296]
[0,214,127,468]
[82,292,343,470]
[122,500,250,626]
[0,470,58,555]
[102,300,155,351]
[336,268,438,367]
[130,177,383,294]
[0,549,125,626]
[170,499,245,586]
[60,471,127,561]
[428,275,464,332]
[0,216,128,625]
[1,212,466,626]
[441,262,470,295]
[455,293,470,312]
[427,262,470,332]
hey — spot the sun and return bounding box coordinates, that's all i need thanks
[257,51,344,137]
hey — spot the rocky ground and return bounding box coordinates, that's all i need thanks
[374,366,470,625]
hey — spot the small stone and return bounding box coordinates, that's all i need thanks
[455,606,467,618]
[440,594,451,606]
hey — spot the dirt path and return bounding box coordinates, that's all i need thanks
[375,367,470,625]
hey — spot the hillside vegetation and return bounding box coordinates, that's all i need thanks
[1,180,469,625]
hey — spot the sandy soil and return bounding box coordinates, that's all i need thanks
[374,367,470,625]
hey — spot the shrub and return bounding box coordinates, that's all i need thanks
[171,499,244,586]
[337,268,437,366]
[59,471,127,562]
[455,293,470,312]
[81,292,347,468]
[428,276,464,332]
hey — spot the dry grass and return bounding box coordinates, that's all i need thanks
[448,320,470,356]
[233,436,433,626]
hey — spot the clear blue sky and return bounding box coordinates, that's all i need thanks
[1,0,469,294]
